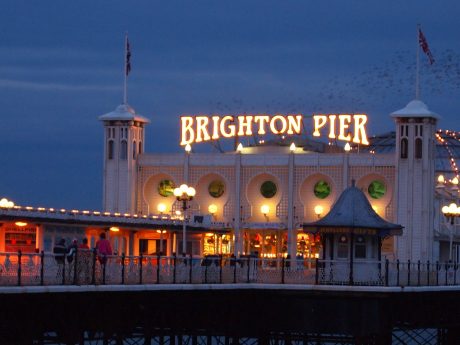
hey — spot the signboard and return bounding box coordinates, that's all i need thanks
[180,114,369,146]
[5,225,36,253]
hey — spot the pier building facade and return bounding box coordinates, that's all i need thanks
[98,98,458,263]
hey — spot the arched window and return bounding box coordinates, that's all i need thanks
[138,141,142,155]
[120,140,127,160]
[400,138,408,159]
[133,140,136,159]
[415,138,422,159]
[108,140,114,160]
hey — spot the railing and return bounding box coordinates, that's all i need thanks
[1,250,460,287]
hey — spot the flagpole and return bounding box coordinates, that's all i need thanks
[123,33,128,105]
[415,24,420,100]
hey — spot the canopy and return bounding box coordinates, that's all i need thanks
[303,182,403,236]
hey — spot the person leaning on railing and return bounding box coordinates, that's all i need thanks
[53,238,67,278]
[78,238,91,284]
[53,239,66,264]
[95,232,112,265]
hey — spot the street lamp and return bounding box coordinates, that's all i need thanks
[208,204,217,219]
[174,184,196,254]
[261,205,269,221]
[314,205,324,219]
[441,202,460,261]
[157,203,166,214]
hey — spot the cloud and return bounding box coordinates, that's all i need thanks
[0,79,119,92]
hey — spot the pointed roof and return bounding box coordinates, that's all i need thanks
[99,104,150,123]
[390,99,440,120]
[303,183,403,236]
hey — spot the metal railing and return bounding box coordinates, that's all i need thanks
[1,250,459,287]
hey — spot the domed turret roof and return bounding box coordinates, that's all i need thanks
[390,99,440,119]
[303,182,403,236]
[99,104,150,123]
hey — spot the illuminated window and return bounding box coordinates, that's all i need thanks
[337,235,348,258]
[313,181,331,199]
[208,180,225,198]
[158,179,175,197]
[400,138,408,159]
[108,140,114,160]
[260,181,277,198]
[415,137,422,159]
[120,140,128,160]
[368,180,386,199]
[354,235,366,258]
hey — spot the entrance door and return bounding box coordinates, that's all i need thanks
[139,239,167,255]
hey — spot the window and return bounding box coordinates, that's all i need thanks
[158,179,175,197]
[400,138,408,159]
[139,141,142,155]
[368,180,386,199]
[208,180,225,198]
[337,235,348,258]
[120,140,127,160]
[133,140,137,159]
[260,181,277,198]
[415,137,422,159]
[355,235,366,258]
[108,140,114,160]
[314,181,331,199]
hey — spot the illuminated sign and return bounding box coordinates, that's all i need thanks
[180,114,369,146]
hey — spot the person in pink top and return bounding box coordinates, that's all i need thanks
[95,232,112,265]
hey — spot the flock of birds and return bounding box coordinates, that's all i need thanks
[204,49,460,151]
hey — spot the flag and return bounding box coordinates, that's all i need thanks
[126,37,131,76]
[418,28,435,65]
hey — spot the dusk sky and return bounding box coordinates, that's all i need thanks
[1,1,459,210]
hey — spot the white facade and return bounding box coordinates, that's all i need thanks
[100,100,445,262]
[392,100,439,262]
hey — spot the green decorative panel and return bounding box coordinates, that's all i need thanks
[314,181,331,199]
[260,181,277,198]
[158,179,175,197]
[368,180,386,199]
[208,180,225,198]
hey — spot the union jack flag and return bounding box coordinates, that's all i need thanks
[418,28,435,65]
[126,38,131,76]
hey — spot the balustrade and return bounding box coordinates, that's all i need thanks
[0,250,459,287]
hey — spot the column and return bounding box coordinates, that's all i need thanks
[234,152,243,255]
[287,150,296,258]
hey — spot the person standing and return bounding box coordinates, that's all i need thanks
[53,238,67,282]
[78,238,91,284]
[67,239,78,264]
[95,232,112,265]
[53,238,67,264]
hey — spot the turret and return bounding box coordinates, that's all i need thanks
[99,104,149,213]
[391,99,439,261]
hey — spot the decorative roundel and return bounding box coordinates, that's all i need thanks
[368,180,386,199]
[158,179,175,197]
[208,180,225,198]
[339,235,348,243]
[260,181,277,198]
[313,181,331,199]
[356,235,365,243]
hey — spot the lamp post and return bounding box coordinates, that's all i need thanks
[174,184,196,255]
[441,202,460,261]
[156,230,167,254]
